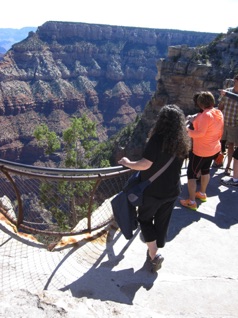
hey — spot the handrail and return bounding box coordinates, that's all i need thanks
[0,159,125,175]
[0,159,132,246]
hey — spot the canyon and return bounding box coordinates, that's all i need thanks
[0,21,237,165]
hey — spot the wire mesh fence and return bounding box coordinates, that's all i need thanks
[0,159,132,245]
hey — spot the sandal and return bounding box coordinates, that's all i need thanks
[150,254,164,272]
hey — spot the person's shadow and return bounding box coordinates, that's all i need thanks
[167,170,238,242]
[46,227,158,305]
[203,172,238,228]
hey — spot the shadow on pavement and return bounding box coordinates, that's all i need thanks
[59,227,158,305]
[168,168,238,242]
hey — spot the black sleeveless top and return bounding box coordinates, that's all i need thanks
[141,134,183,199]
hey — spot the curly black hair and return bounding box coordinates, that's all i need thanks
[149,105,191,159]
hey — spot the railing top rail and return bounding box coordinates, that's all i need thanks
[0,159,132,241]
[0,159,126,176]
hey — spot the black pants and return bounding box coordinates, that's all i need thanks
[137,195,177,248]
[187,151,219,179]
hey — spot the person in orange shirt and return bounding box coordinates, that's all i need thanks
[180,91,224,210]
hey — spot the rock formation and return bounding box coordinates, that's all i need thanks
[0,27,37,54]
[0,21,217,164]
[117,28,238,160]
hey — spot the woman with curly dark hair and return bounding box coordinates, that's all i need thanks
[118,104,191,272]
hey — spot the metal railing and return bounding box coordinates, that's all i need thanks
[0,159,132,244]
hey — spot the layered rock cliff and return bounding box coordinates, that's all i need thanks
[0,21,219,164]
[0,27,37,54]
[118,28,238,161]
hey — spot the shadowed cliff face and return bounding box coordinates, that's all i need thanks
[114,29,238,161]
[0,21,218,164]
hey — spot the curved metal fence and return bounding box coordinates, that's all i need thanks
[0,159,132,245]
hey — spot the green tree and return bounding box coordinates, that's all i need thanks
[34,124,60,155]
[63,115,97,168]
[34,115,99,230]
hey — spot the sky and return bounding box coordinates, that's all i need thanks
[1,0,238,33]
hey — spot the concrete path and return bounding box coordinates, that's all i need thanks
[0,163,237,317]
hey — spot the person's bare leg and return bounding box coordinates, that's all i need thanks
[188,179,197,201]
[233,158,238,179]
[226,143,234,170]
[146,240,158,260]
[200,174,210,194]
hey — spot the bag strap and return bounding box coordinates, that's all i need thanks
[148,155,176,183]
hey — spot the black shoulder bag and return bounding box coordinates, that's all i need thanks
[125,155,176,206]
[110,155,176,240]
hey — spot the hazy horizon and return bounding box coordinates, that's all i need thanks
[1,0,238,33]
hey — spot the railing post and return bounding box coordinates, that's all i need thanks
[1,168,23,227]
[87,178,102,233]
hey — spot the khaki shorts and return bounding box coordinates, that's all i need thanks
[222,125,238,146]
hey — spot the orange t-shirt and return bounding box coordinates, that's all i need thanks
[188,108,224,157]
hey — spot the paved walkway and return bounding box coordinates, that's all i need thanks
[0,163,238,317]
